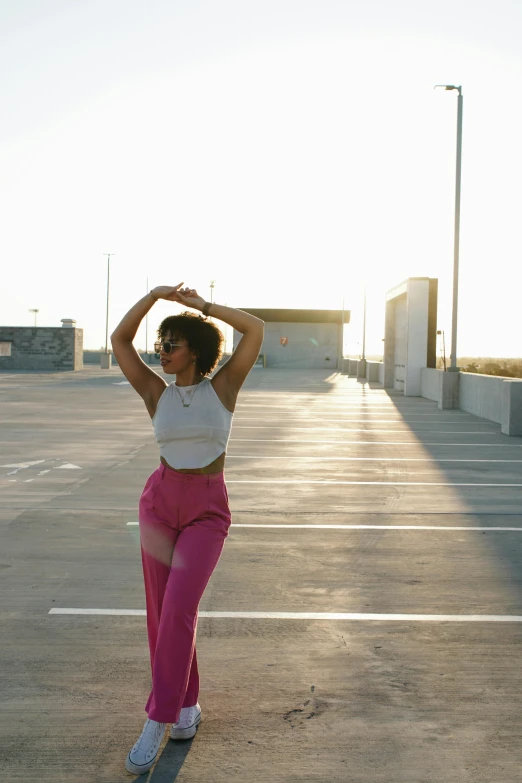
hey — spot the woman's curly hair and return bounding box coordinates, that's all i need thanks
[156,311,225,376]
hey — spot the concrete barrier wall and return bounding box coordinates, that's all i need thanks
[420,368,440,402]
[502,380,522,436]
[420,368,506,421]
[341,357,383,381]
[418,368,522,434]
[348,359,358,376]
[84,351,156,366]
[84,351,233,367]
[366,361,382,382]
[341,360,522,435]
[459,372,506,424]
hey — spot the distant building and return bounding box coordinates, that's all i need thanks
[0,320,83,371]
[232,308,350,369]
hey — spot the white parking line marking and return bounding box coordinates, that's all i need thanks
[230,439,516,446]
[125,522,522,531]
[234,417,494,424]
[0,461,46,468]
[224,480,522,486]
[224,456,522,463]
[1,460,47,477]
[232,426,496,435]
[48,608,522,622]
[235,406,475,415]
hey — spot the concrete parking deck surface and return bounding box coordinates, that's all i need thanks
[1,367,522,782]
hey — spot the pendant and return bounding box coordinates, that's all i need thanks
[176,381,200,408]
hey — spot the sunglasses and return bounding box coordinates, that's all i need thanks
[154,341,186,354]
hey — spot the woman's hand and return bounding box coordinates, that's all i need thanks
[151,284,206,312]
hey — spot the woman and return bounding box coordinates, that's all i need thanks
[110,283,264,775]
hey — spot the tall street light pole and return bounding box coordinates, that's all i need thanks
[341,296,345,361]
[356,284,368,380]
[104,253,115,354]
[146,276,149,360]
[209,280,216,322]
[362,284,367,362]
[435,84,463,371]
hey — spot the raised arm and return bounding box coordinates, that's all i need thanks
[110,283,188,413]
[174,291,265,394]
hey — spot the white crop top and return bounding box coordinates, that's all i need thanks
[151,376,234,469]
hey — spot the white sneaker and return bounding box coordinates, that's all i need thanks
[125,718,167,775]
[169,703,202,740]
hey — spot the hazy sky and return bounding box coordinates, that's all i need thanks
[1,0,521,357]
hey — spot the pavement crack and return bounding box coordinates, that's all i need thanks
[283,696,325,728]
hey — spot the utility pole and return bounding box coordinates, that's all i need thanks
[209,280,216,322]
[104,253,115,354]
[145,276,149,361]
[450,87,463,371]
[362,285,367,362]
[29,308,39,327]
[434,84,463,371]
[357,285,368,380]
[341,296,345,363]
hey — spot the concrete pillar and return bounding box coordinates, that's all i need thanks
[384,277,438,395]
[501,380,522,436]
[403,280,430,396]
[367,362,381,382]
[383,299,395,388]
[357,359,367,379]
[438,371,460,409]
[348,359,358,376]
[101,353,112,369]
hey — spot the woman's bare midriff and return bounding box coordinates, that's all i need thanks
[160,452,226,475]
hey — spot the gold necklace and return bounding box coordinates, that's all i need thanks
[175,379,204,408]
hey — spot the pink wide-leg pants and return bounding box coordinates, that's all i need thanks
[138,463,231,723]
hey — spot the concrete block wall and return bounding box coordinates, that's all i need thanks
[439,372,460,410]
[366,361,381,382]
[501,381,522,436]
[338,363,522,437]
[0,327,83,371]
[459,372,505,424]
[419,368,522,436]
[341,358,383,383]
[420,368,440,402]
[82,351,233,368]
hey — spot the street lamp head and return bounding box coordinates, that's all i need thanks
[434,84,462,94]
